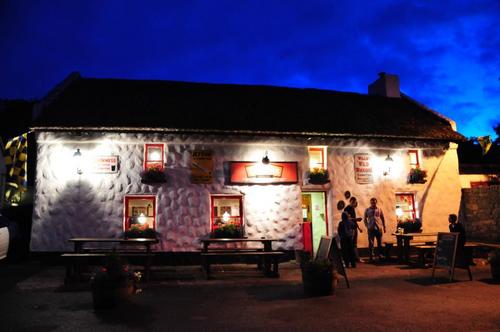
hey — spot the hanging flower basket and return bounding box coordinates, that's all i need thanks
[308,168,330,185]
[140,165,166,184]
[408,167,427,184]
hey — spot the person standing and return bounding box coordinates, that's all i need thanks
[343,197,363,262]
[448,214,466,249]
[364,197,386,261]
[338,211,357,268]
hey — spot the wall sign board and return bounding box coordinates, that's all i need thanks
[229,161,298,184]
[91,156,119,173]
[354,153,373,184]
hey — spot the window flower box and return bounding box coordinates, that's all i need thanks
[140,165,166,184]
[408,167,427,184]
[308,168,330,185]
[123,224,158,239]
[212,223,243,238]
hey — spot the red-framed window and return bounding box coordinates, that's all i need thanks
[308,147,326,170]
[408,150,420,168]
[123,195,156,231]
[470,181,490,188]
[395,193,417,222]
[210,195,243,232]
[144,144,165,171]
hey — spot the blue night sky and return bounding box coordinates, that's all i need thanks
[1,0,499,139]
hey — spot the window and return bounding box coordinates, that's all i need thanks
[124,195,156,231]
[395,193,417,222]
[210,195,243,231]
[408,150,420,168]
[144,144,164,171]
[308,147,326,171]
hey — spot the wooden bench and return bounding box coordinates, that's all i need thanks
[415,243,477,269]
[200,251,285,279]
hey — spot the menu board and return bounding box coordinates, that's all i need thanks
[329,238,350,288]
[354,154,373,184]
[432,232,458,281]
[315,236,332,261]
[191,150,213,184]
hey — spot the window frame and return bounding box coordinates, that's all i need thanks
[210,194,244,232]
[144,143,165,171]
[308,146,326,171]
[123,195,157,231]
[408,150,420,168]
[395,193,417,222]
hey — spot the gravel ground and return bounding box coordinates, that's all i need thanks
[0,259,499,332]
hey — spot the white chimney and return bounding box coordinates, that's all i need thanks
[368,72,400,98]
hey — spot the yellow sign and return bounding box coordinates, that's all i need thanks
[191,150,213,183]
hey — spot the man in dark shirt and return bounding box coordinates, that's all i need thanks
[343,197,363,262]
[449,214,466,248]
[338,211,357,268]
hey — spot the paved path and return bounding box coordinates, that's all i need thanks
[0,260,499,331]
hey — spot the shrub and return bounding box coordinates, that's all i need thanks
[308,168,330,184]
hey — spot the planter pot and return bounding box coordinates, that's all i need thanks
[302,268,334,297]
[91,278,134,310]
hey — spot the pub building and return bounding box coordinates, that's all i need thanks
[29,72,465,257]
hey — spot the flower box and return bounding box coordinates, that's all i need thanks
[308,168,330,185]
[140,165,166,184]
[212,224,243,238]
[124,224,158,239]
[408,167,427,184]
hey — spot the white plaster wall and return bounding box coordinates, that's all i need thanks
[31,131,462,252]
[330,143,462,247]
[31,132,306,252]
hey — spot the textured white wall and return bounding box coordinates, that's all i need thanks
[30,132,462,252]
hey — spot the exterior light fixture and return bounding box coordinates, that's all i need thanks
[73,148,83,174]
[262,151,270,165]
[383,154,393,176]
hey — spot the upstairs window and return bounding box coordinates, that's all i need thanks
[308,147,327,171]
[408,150,420,168]
[144,144,164,171]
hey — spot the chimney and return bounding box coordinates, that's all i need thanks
[368,72,400,98]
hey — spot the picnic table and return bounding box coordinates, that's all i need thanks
[199,237,285,279]
[63,237,158,282]
[392,232,437,263]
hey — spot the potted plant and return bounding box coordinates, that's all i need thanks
[90,253,141,310]
[308,168,330,185]
[140,165,166,184]
[212,223,242,238]
[488,249,500,281]
[124,224,158,239]
[301,257,336,296]
[408,167,427,184]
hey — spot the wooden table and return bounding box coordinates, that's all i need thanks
[392,232,438,263]
[199,237,285,279]
[67,237,158,281]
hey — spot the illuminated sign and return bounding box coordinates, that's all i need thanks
[354,153,373,184]
[91,156,119,173]
[230,161,298,184]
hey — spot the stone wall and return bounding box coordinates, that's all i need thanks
[460,185,500,242]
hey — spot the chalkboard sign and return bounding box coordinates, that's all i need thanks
[315,236,333,261]
[432,232,458,282]
[329,238,350,288]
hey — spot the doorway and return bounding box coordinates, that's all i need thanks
[301,191,328,255]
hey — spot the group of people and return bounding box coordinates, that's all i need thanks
[338,197,467,268]
[338,197,386,268]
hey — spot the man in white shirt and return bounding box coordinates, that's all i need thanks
[363,197,386,261]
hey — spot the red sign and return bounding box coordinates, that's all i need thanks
[229,161,298,184]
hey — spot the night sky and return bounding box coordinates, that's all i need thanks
[1,0,499,139]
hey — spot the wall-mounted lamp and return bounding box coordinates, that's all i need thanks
[383,154,393,176]
[73,148,83,174]
[262,151,270,165]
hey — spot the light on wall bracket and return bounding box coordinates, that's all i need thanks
[262,151,270,165]
[383,154,393,176]
[73,148,83,174]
